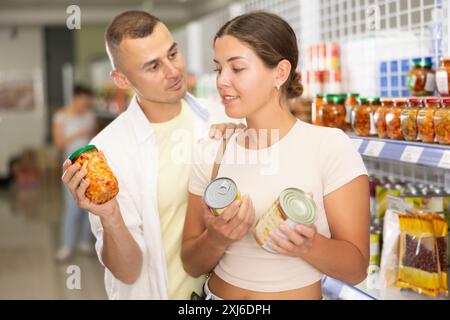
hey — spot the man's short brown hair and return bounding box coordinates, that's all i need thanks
[105,10,160,66]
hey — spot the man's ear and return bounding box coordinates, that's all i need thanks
[111,70,132,90]
[274,59,292,88]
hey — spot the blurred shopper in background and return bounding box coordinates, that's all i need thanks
[53,85,97,262]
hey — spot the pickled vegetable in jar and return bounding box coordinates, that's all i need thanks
[345,93,359,130]
[319,94,335,127]
[69,145,119,204]
[332,95,347,130]
[434,98,450,145]
[375,98,392,139]
[353,97,377,136]
[401,98,422,141]
[417,97,440,143]
[436,57,450,96]
[386,98,406,140]
[406,59,436,96]
[312,94,324,126]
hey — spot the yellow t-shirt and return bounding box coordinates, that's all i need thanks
[152,100,206,299]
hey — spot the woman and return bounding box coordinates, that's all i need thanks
[53,85,97,262]
[181,12,370,300]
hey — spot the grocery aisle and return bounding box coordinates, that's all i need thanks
[0,181,106,299]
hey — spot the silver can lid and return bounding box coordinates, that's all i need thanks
[204,177,238,209]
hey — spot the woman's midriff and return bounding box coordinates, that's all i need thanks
[208,272,323,300]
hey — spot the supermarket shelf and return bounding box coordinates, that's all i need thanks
[322,274,450,300]
[348,133,450,169]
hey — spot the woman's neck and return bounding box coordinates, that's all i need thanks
[243,99,297,149]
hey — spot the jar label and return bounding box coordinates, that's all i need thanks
[436,71,449,95]
[424,73,436,92]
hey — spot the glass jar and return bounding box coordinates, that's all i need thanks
[69,145,119,204]
[434,98,450,145]
[386,98,405,140]
[376,98,393,139]
[417,97,440,143]
[401,98,422,141]
[353,97,377,136]
[319,94,335,127]
[312,94,324,126]
[345,93,359,130]
[406,59,436,96]
[332,95,347,130]
[436,57,450,97]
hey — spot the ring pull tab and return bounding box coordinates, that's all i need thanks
[218,180,231,195]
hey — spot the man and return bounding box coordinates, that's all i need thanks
[62,11,241,299]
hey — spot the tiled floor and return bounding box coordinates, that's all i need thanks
[0,178,107,299]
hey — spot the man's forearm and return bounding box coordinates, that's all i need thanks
[300,234,369,285]
[182,231,227,278]
[100,210,143,285]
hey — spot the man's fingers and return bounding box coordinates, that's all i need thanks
[76,179,90,207]
[62,159,72,172]
[61,162,81,185]
[67,164,87,193]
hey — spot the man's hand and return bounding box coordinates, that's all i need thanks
[209,123,246,140]
[202,194,255,249]
[61,158,118,219]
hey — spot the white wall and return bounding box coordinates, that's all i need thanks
[0,27,46,176]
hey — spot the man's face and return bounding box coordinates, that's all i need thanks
[113,22,187,105]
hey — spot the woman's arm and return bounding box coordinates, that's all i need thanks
[181,193,255,278]
[269,175,370,285]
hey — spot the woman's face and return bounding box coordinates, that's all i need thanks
[214,35,278,119]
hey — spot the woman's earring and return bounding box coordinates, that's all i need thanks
[276,84,280,91]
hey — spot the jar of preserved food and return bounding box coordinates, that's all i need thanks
[332,95,347,130]
[386,98,406,140]
[319,94,335,127]
[406,59,436,96]
[375,98,393,139]
[69,145,119,204]
[345,93,359,130]
[417,97,440,143]
[434,98,450,145]
[436,57,450,96]
[401,98,422,141]
[312,94,324,126]
[353,97,377,136]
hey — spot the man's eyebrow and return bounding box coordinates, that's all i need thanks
[213,56,245,64]
[141,42,178,70]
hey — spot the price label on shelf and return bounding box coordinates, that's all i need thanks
[438,151,450,169]
[363,141,385,157]
[400,146,424,163]
[352,139,363,151]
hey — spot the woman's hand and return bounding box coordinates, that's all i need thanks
[269,224,317,257]
[203,194,255,249]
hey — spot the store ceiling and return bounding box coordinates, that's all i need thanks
[0,0,238,26]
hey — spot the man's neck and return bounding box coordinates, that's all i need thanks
[136,95,182,123]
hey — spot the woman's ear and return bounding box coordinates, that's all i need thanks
[274,59,292,88]
[111,70,132,90]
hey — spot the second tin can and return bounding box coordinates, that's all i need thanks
[253,188,318,254]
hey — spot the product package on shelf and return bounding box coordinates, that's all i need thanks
[396,211,448,297]
[379,210,402,289]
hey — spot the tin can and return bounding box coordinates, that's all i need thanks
[253,188,318,254]
[204,177,241,216]
[370,226,381,266]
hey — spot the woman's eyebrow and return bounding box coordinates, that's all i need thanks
[213,56,246,64]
